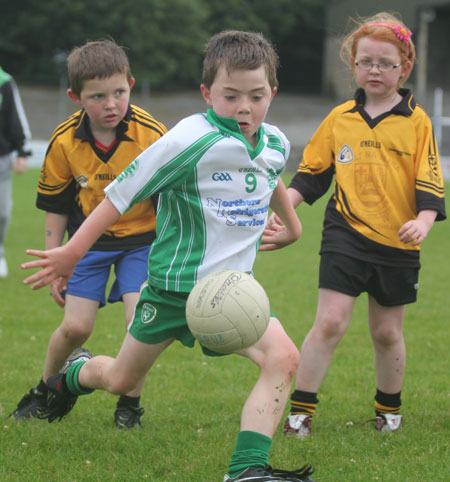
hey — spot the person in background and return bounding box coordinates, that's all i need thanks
[0,66,32,278]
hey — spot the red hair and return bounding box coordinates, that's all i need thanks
[340,12,416,86]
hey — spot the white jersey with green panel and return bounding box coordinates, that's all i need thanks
[105,109,290,292]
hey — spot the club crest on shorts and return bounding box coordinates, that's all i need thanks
[337,144,354,164]
[141,303,157,324]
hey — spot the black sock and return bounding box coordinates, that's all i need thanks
[36,379,48,396]
[117,395,141,408]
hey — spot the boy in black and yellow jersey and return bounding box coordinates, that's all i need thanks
[10,40,166,428]
[264,12,446,437]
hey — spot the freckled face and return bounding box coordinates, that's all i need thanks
[201,65,276,147]
[353,37,409,101]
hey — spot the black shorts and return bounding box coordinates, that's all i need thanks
[319,252,419,306]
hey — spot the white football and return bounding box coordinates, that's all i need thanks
[186,270,270,354]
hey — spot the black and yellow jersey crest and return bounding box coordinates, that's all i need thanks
[290,89,446,267]
[37,104,167,250]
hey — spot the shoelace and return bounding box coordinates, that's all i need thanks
[349,417,381,425]
[269,463,314,478]
[364,418,378,423]
[350,417,387,432]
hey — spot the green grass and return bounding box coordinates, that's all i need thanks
[0,169,449,481]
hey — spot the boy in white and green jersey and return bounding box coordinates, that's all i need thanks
[22,31,314,482]
[110,108,288,292]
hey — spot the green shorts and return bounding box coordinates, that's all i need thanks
[129,283,225,357]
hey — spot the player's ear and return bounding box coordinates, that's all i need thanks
[129,77,135,90]
[67,89,81,105]
[270,87,277,101]
[401,60,413,80]
[200,84,212,106]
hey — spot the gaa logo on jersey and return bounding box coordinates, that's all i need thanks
[141,303,157,324]
[337,144,354,164]
[212,172,233,181]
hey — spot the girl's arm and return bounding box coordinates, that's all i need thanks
[23,197,120,290]
[259,179,302,251]
[286,186,305,208]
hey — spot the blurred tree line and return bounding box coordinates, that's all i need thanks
[0,0,325,93]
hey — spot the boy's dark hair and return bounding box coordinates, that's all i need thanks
[202,30,279,90]
[67,39,132,96]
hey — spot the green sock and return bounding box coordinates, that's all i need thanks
[65,361,94,395]
[227,430,272,478]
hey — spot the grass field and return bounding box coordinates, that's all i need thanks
[0,169,449,481]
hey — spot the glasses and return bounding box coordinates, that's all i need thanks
[355,60,401,72]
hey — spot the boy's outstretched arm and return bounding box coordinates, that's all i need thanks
[22,197,121,290]
[259,179,302,251]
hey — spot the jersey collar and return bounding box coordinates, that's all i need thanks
[74,104,133,142]
[354,87,416,116]
[206,108,265,159]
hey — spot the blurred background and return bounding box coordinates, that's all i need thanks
[1,0,449,174]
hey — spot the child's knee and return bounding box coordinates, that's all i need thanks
[266,336,300,376]
[316,311,348,339]
[372,325,403,346]
[60,318,93,344]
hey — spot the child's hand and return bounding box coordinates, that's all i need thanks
[398,218,432,246]
[13,156,28,175]
[260,214,301,251]
[50,278,67,307]
[259,212,286,251]
[22,247,76,291]
[259,224,299,251]
[261,180,302,251]
[266,212,284,231]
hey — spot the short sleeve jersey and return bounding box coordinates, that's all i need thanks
[290,89,446,268]
[105,109,290,292]
[37,105,166,251]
